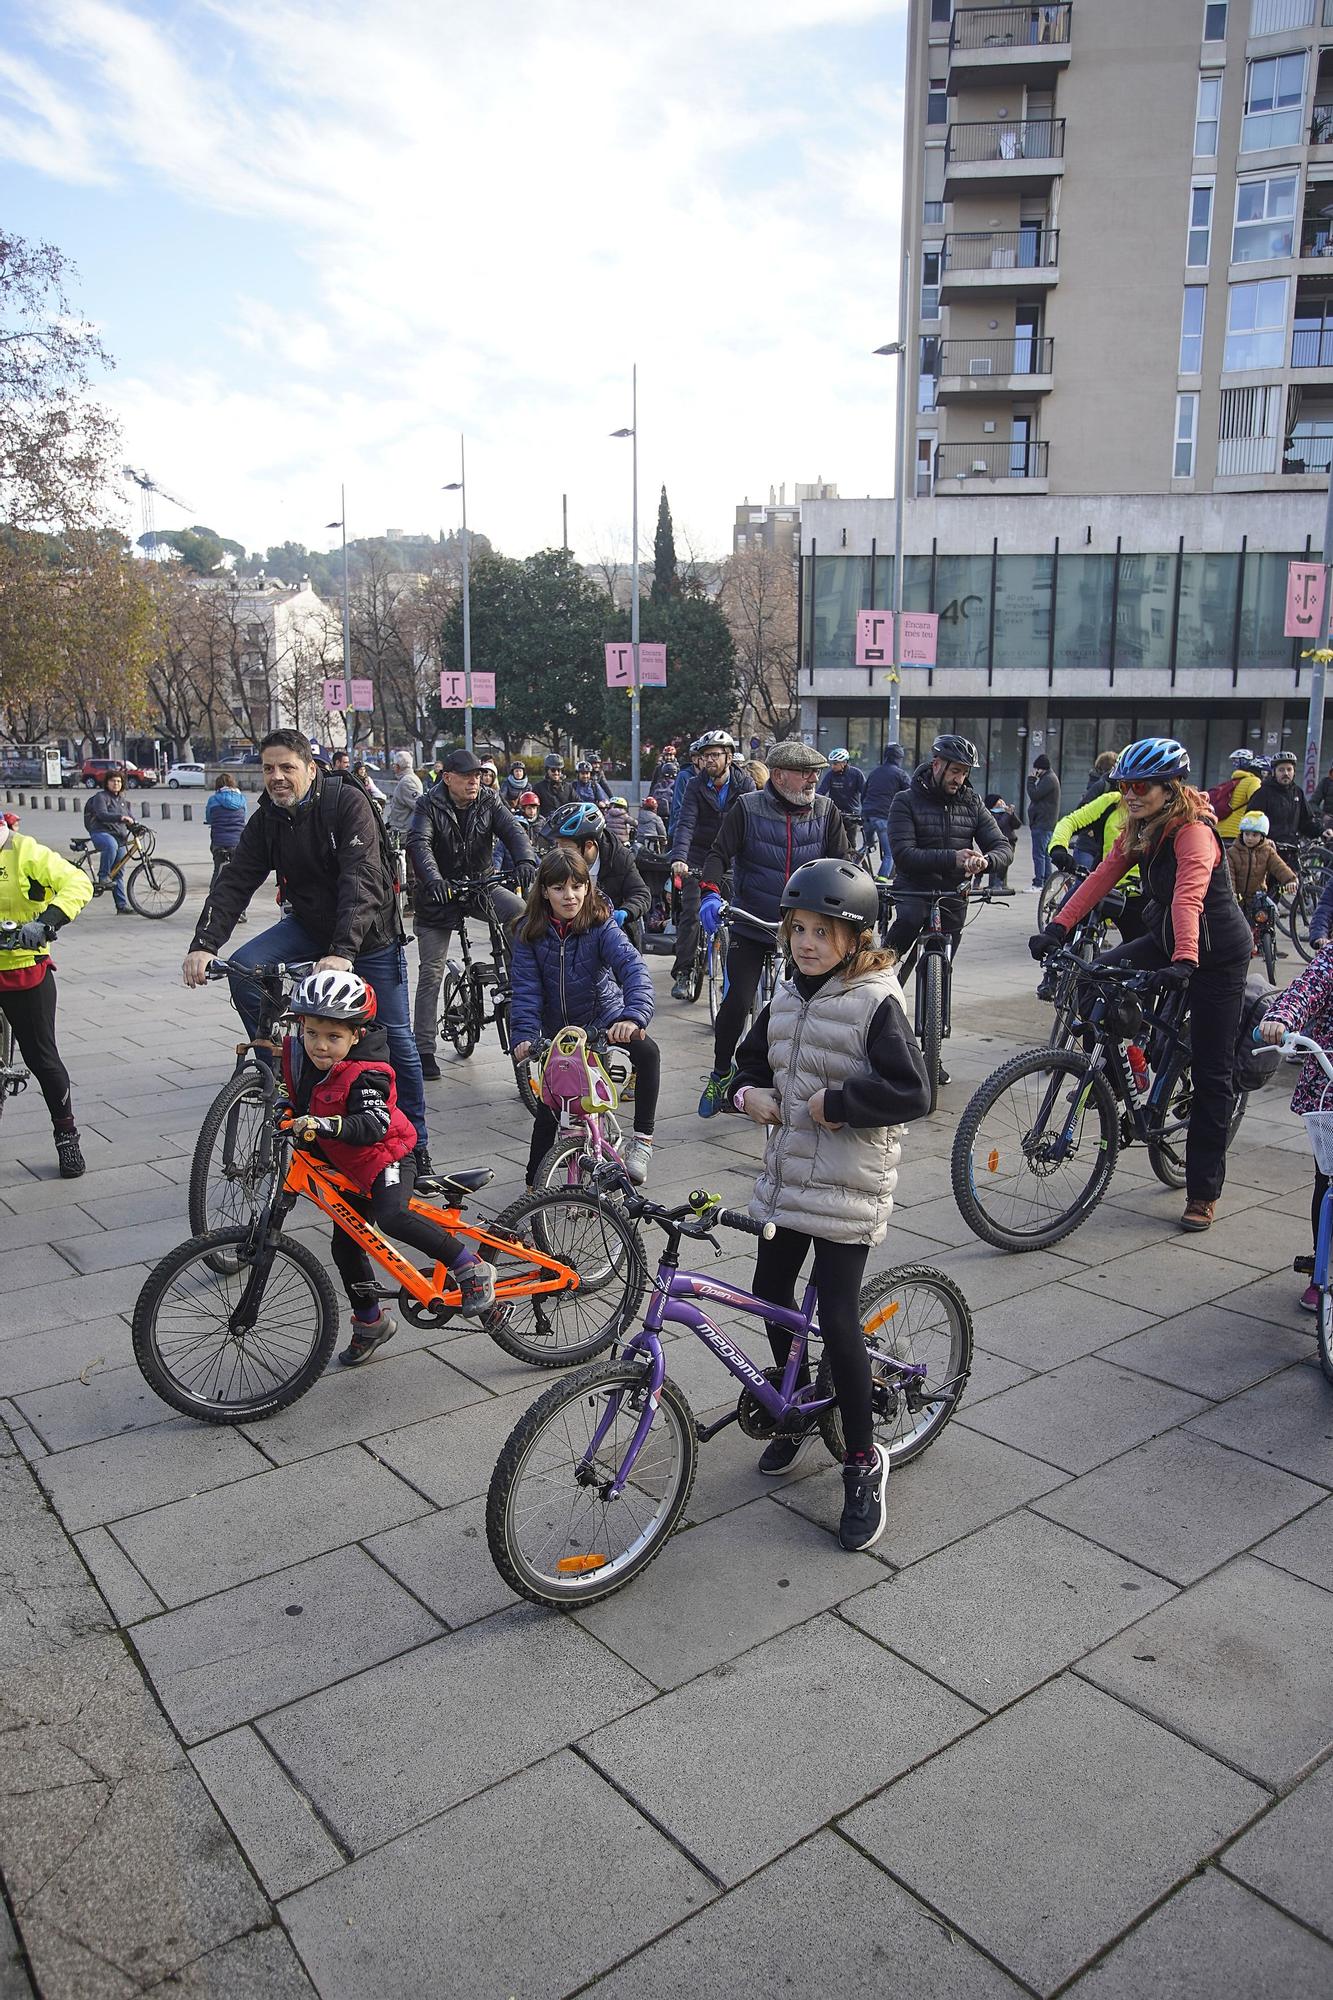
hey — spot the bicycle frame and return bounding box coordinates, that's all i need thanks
[1028,965,1190,1163]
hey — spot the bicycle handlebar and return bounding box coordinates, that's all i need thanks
[204,957,316,987]
[594,1169,777,1241]
[1260,1028,1333,1080]
[711,1204,775,1240]
[723,905,781,935]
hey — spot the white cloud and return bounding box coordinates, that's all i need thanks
[10,0,908,557]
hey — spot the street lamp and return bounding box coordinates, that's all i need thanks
[442,435,473,753]
[325,486,352,752]
[611,362,641,797]
[874,326,908,749]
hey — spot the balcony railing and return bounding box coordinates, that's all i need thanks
[1250,0,1315,32]
[950,4,1071,51]
[1312,105,1333,145]
[1293,326,1333,365]
[941,228,1060,271]
[1283,434,1333,473]
[1300,217,1333,258]
[935,336,1055,375]
[945,118,1065,165]
[935,440,1050,480]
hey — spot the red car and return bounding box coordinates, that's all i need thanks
[80,757,155,790]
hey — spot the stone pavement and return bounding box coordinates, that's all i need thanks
[0,818,1331,1997]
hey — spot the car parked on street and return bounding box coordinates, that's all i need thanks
[165,762,207,788]
[80,757,155,790]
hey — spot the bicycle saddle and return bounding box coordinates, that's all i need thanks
[438,1167,494,1199]
[69,838,91,851]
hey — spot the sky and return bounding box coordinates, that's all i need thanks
[2,0,908,566]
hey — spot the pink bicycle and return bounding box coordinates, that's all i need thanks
[530,1027,635,1194]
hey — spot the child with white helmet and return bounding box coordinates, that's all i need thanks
[1226,810,1297,918]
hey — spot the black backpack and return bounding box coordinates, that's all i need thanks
[314,772,406,942]
[1233,971,1282,1093]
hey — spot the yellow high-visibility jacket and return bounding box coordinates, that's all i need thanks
[0,830,94,972]
[1049,790,1141,890]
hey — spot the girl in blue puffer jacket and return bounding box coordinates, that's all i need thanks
[510,847,659,1186]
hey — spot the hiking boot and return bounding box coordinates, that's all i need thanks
[338,1312,398,1366]
[419,1054,442,1081]
[758,1428,815,1476]
[453,1254,496,1317]
[54,1129,85,1179]
[839,1448,888,1551]
[697,1067,735,1118]
[1180,1198,1216,1232]
[622,1134,653,1185]
[1300,1283,1320,1312]
[670,976,693,1001]
[413,1146,443,1194]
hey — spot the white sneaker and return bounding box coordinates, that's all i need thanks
[622,1134,653,1184]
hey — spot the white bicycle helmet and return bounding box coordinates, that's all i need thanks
[291,969,377,1025]
[694,729,737,753]
[1237,811,1270,837]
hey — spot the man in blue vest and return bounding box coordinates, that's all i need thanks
[695,739,849,1115]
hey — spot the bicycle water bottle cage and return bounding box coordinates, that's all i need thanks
[540,1028,618,1115]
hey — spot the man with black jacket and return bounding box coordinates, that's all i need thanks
[668,730,755,998]
[1252,752,1318,848]
[183,727,431,1166]
[534,754,572,818]
[407,747,535,1079]
[862,743,909,875]
[885,733,1013,1086]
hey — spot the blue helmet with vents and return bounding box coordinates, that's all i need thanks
[549,801,606,842]
[1110,737,1190,783]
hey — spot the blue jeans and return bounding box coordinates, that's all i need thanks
[90,829,129,908]
[865,816,892,876]
[225,915,428,1150]
[1030,826,1053,884]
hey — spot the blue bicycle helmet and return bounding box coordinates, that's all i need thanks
[1110,737,1190,783]
[550,800,606,842]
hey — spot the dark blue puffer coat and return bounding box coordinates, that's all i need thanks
[510,916,655,1045]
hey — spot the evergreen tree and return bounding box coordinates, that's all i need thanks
[600,593,739,763]
[650,486,679,602]
[437,548,606,757]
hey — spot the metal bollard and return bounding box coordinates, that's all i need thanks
[183,804,192,822]
[161,804,170,818]
[42,794,50,809]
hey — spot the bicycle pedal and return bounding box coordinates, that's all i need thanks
[1294,1255,1316,1276]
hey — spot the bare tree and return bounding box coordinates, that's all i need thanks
[718,543,800,744]
[0,232,120,531]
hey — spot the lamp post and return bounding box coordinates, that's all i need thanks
[1304,471,1333,795]
[443,435,473,752]
[611,363,641,797]
[325,486,352,752]
[875,306,909,750]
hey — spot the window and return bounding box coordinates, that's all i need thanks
[1204,0,1228,36]
[921,247,942,320]
[1293,288,1333,362]
[1233,172,1298,260]
[923,200,944,223]
[1225,276,1289,365]
[927,88,948,126]
[931,0,951,20]
[1218,382,1283,471]
[1196,73,1222,155]
[1188,182,1215,266]
[1180,287,1207,370]
[1241,52,1308,149]
[916,438,934,497]
[1175,392,1200,475]
[918,337,939,411]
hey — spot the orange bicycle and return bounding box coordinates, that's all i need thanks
[132,1105,646,1424]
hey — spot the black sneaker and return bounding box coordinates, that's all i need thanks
[337,1312,398,1367]
[839,1448,888,1551]
[758,1428,815,1476]
[413,1146,443,1193]
[670,976,692,1001]
[419,1054,442,1081]
[54,1129,85,1179]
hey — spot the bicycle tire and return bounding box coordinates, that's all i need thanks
[815,1264,973,1469]
[1318,1289,1333,1386]
[1290,877,1322,963]
[1037,870,1074,929]
[1146,1050,1191,1189]
[487,1360,697,1607]
[952,1046,1120,1250]
[483,1188,647,1366]
[127,857,186,919]
[1261,923,1278,985]
[133,1226,338,1423]
[440,968,478,1058]
[920,953,944,1114]
[707,924,728,1026]
[513,1048,541,1118]
[532,1134,598,1194]
[189,1070,274,1271]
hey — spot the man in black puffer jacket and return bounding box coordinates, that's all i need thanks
[1251,751,1318,848]
[885,733,1012,1086]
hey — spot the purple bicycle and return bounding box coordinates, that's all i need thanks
[486,1186,972,1606]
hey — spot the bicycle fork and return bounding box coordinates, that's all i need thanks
[578,1334,666,1501]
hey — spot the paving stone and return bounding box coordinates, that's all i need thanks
[365,1496,516,1626]
[281,1748,713,1999]
[0,1160,162,1214]
[78,1182,189,1230]
[1211,1259,1323,1328]
[133,1544,443,1742]
[574,1494,882,1689]
[1062,1241,1259,1316]
[0,1242,92,1291]
[191,1726,344,1899]
[0,1901,29,2000]
[586,1614,978,1884]
[1186,1361,1333,1486]
[1064,1867,1333,1998]
[362,1383,551,1507]
[52,1215,193,1274]
[841,1675,1267,1997]
[0,1454,111,1671]
[1080,1556,1333,1788]
[847,1509,1175,1711]
[1223,1755,1333,1942]
[234,1347,486,1465]
[134,1923,317,1997]
[0,1262,151,1337]
[73,1526,163,1625]
[961,1346,1035,1403]
[0,1315,135,1399]
[913,1237,1083,1308]
[16,1362,172,1452]
[972,1280,1156,1370]
[34,1416,267,1534]
[1253,1494,1333,1590]
[1099,1302,1312,1399]
[582,1828,1027,1999]
[260,1610,655,1852]
[777,1419,1069,1566]
[1032,1429,1323,1586]
[112,1443,431,1607]
[960,1356,1207,1476]
[0,1203,103,1253]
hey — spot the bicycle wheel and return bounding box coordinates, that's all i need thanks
[484,1188,646,1366]
[1260,922,1277,985]
[133,1227,337,1423]
[919,954,943,1113]
[1318,1288,1333,1386]
[487,1360,697,1606]
[815,1265,973,1469]
[1037,870,1073,929]
[1290,876,1323,963]
[127,857,186,919]
[706,925,728,1025]
[952,1047,1120,1250]
[1146,1051,1191,1189]
[532,1134,599,1194]
[439,967,478,1058]
[189,1070,274,1271]
[513,1048,541,1118]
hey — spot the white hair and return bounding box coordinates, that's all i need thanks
[391,750,413,771]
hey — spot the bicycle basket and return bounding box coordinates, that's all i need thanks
[540,1027,618,1115]
[1234,972,1282,1093]
[1303,1107,1333,1174]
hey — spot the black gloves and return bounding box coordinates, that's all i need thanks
[1047,845,1075,873]
[1028,926,1064,962]
[1155,961,1196,987]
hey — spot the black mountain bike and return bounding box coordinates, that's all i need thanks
[1286,838,1333,962]
[883,884,1012,1112]
[427,877,536,1116]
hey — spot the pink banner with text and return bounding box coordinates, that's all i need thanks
[638,643,667,686]
[349,677,374,710]
[899,612,939,667]
[470,673,496,707]
[439,670,466,709]
[855,610,892,667]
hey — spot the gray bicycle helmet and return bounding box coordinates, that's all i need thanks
[550,800,606,842]
[694,729,737,753]
[931,733,979,769]
[779,859,879,930]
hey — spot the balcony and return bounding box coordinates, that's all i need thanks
[939,229,1060,298]
[935,440,1050,492]
[1283,433,1333,474]
[934,336,1054,398]
[943,119,1066,198]
[1299,212,1333,261]
[949,4,1071,88]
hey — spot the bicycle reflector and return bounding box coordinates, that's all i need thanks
[864,1300,902,1337]
[556,1554,608,1574]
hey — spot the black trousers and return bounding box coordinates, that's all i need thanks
[0,969,72,1125]
[884,892,966,966]
[714,936,776,1074]
[1313,1168,1329,1253]
[752,1227,873,1459]
[1091,935,1249,1203]
[671,875,702,978]
[328,1155,464,1316]
[525,1035,661,1183]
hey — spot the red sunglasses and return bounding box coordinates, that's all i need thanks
[1117,778,1163,796]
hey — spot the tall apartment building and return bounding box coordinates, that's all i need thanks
[735,481,839,555]
[798,0,1333,805]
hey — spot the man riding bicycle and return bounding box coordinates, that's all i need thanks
[668,730,756,1000]
[884,734,1013,1087]
[407,746,536,1080]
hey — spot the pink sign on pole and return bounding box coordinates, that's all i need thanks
[605,642,635,687]
[899,612,939,667]
[638,643,667,686]
[439,670,466,709]
[855,610,893,667]
[470,673,496,707]
[349,677,374,710]
[1285,561,1328,640]
[322,678,347,711]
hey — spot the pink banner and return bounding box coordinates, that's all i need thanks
[321,678,347,711]
[470,672,496,707]
[349,677,374,710]
[855,610,892,667]
[899,611,939,667]
[439,670,466,710]
[1285,561,1328,640]
[605,642,634,687]
[638,643,667,686]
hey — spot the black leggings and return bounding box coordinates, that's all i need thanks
[1314,1169,1329,1253]
[714,937,776,1074]
[329,1155,464,1317]
[525,1034,660,1183]
[0,969,72,1126]
[751,1227,873,1459]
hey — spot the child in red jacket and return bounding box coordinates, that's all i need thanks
[284,970,494,1363]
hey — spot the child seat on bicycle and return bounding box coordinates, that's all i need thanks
[540,1028,618,1117]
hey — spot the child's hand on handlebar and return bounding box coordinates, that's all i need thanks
[513,1041,531,1061]
[605,1020,642,1045]
[1259,1018,1289,1046]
